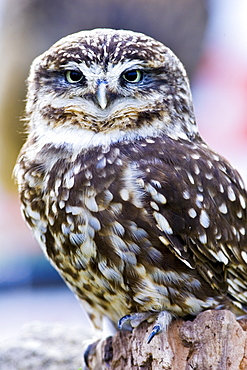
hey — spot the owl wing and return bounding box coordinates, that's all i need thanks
[131,136,247,295]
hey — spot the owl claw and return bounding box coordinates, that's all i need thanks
[118,314,133,330]
[147,324,161,343]
[83,340,99,369]
[147,311,173,343]
[118,312,153,331]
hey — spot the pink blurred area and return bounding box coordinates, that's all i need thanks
[193,0,247,182]
[0,189,37,257]
[194,48,247,180]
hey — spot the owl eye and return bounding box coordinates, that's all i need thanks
[65,70,84,83]
[122,69,143,83]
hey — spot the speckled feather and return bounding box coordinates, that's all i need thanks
[15,29,247,334]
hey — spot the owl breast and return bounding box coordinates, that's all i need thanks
[17,135,234,326]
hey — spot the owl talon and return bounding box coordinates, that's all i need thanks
[147,311,172,343]
[118,314,132,330]
[147,324,161,343]
[118,312,153,331]
[83,340,99,369]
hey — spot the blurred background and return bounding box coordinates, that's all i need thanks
[0,0,247,339]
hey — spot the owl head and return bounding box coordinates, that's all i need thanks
[26,29,198,149]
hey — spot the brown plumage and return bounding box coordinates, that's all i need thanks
[15,29,247,341]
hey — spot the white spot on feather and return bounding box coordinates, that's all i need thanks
[111,221,125,236]
[217,250,229,265]
[240,227,246,236]
[239,194,246,209]
[210,250,229,265]
[196,194,203,208]
[150,179,162,188]
[63,175,74,189]
[84,197,98,212]
[150,201,159,211]
[61,223,71,236]
[219,184,224,193]
[227,186,237,202]
[183,190,190,200]
[205,173,214,180]
[88,216,101,231]
[25,207,41,221]
[236,210,243,218]
[187,172,195,184]
[59,200,65,209]
[188,208,197,218]
[152,193,167,204]
[199,210,210,228]
[51,202,57,214]
[65,205,82,215]
[159,236,170,246]
[154,212,173,234]
[69,233,86,246]
[218,203,228,214]
[194,164,200,175]
[191,153,200,160]
[120,188,130,201]
[241,251,247,264]
[145,183,157,196]
[199,233,207,244]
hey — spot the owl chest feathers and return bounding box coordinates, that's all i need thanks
[17,133,247,318]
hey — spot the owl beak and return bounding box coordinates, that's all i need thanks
[96,81,108,110]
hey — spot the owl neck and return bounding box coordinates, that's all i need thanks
[29,114,199,155]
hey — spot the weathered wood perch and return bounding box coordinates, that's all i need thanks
[86,310,247,370]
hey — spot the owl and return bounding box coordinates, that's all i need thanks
[15,29,247,344]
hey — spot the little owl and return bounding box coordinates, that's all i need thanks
[15,29,247,344]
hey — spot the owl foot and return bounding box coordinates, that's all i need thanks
[84,340,99,369]
[118,310,172,342]
[118,312,154,331]
[147,311,172,343]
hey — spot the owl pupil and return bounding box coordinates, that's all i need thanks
[65,70,84,83]
[122,69,143,83]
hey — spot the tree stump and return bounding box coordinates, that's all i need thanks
[86,310,247,370]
